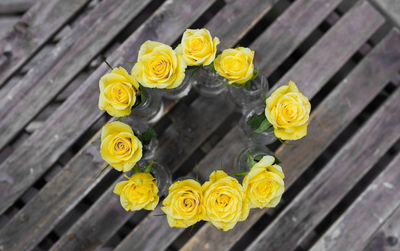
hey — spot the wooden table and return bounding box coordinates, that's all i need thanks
[0,0,399,250]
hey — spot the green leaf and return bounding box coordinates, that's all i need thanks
[247,113,266,129]
[252,65,260,81]
[273,156,281,165]
[144,160,154,173]
[134,86,147,108]
[208,62,217,73]
[232,171,249,176]
[278,138,292,145]
[247,153,256,169]
[255,119,272,133]
[254,155,263,161]
[133,163,141,173]
[247,112,272,133]
[137,127,157,142]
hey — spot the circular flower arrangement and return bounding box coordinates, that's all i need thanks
[97,28,311,231]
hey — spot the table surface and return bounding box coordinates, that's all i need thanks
[0,0,399,250]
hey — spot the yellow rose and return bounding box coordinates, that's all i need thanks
[132,40,186,89]
[214,47,254,84]
[243,155,285,209]
[98,67,139,117]
[113,172,159,211]
[202,170,249,231]
[100,121,143,172]
[265,81,311,140]
[176,28,220,66]
[161,179,204,228]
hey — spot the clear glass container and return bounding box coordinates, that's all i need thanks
[228,74,268,113]
[235,145,273,173]
[137,161,172,197]
[130,88,164,124]
[239,104,276,146]
[124,119,159,161]
[157,73,192,100]
[192,67,227,97]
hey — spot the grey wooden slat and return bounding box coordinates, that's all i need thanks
[0,0,35,14]
[310,153,400,251]
[181,4,391,251]
[0,0,91,86]
[0,17,19,38]
[0,0,153,152]
[364,204,400,251]
[371,0,400,27]
[246,88,400,251]
[0,0,216,216]
[252,0,343,76]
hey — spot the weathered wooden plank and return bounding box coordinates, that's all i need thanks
[310,153,400,251]
[0,0,154,152]
[246,88,400,251]
[0,0,90,86]
[364,204,400,251]
[252,0,343,76]
[181,5,391,251]
[0,0,34,14]
[276,0,385,96]
[205,0,279,50]
[371,0,400,27]
[0,17,19,38]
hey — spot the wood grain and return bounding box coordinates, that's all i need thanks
[252,0,342,76]
[0,0,90,86]
[247,88,400,251]
[0,0,153,152]
[0,0,34,14]
[310,153,400,251]
[364,204,400,251]
[371,0,400,26]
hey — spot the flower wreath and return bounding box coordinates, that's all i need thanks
[96,28,311,231]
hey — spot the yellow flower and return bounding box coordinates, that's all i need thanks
[161,179,204,228]
[98,67,139,117]
[113,172,159,211]
[214,47,254,84]
[100,121,142,172]
[265,81,311,140]
[202,170,249,231]
[176,28,220,66]
[132,41,187,89]
[243,155,285,209]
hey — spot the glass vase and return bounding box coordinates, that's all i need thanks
[130,88,164,124]
[157,73,192,100]
[122,119,159,161]
[235,145,273,174]
[148,161,172,197]
[239,104,276,146]
[192,67,227,97]
[228,73,268,113]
